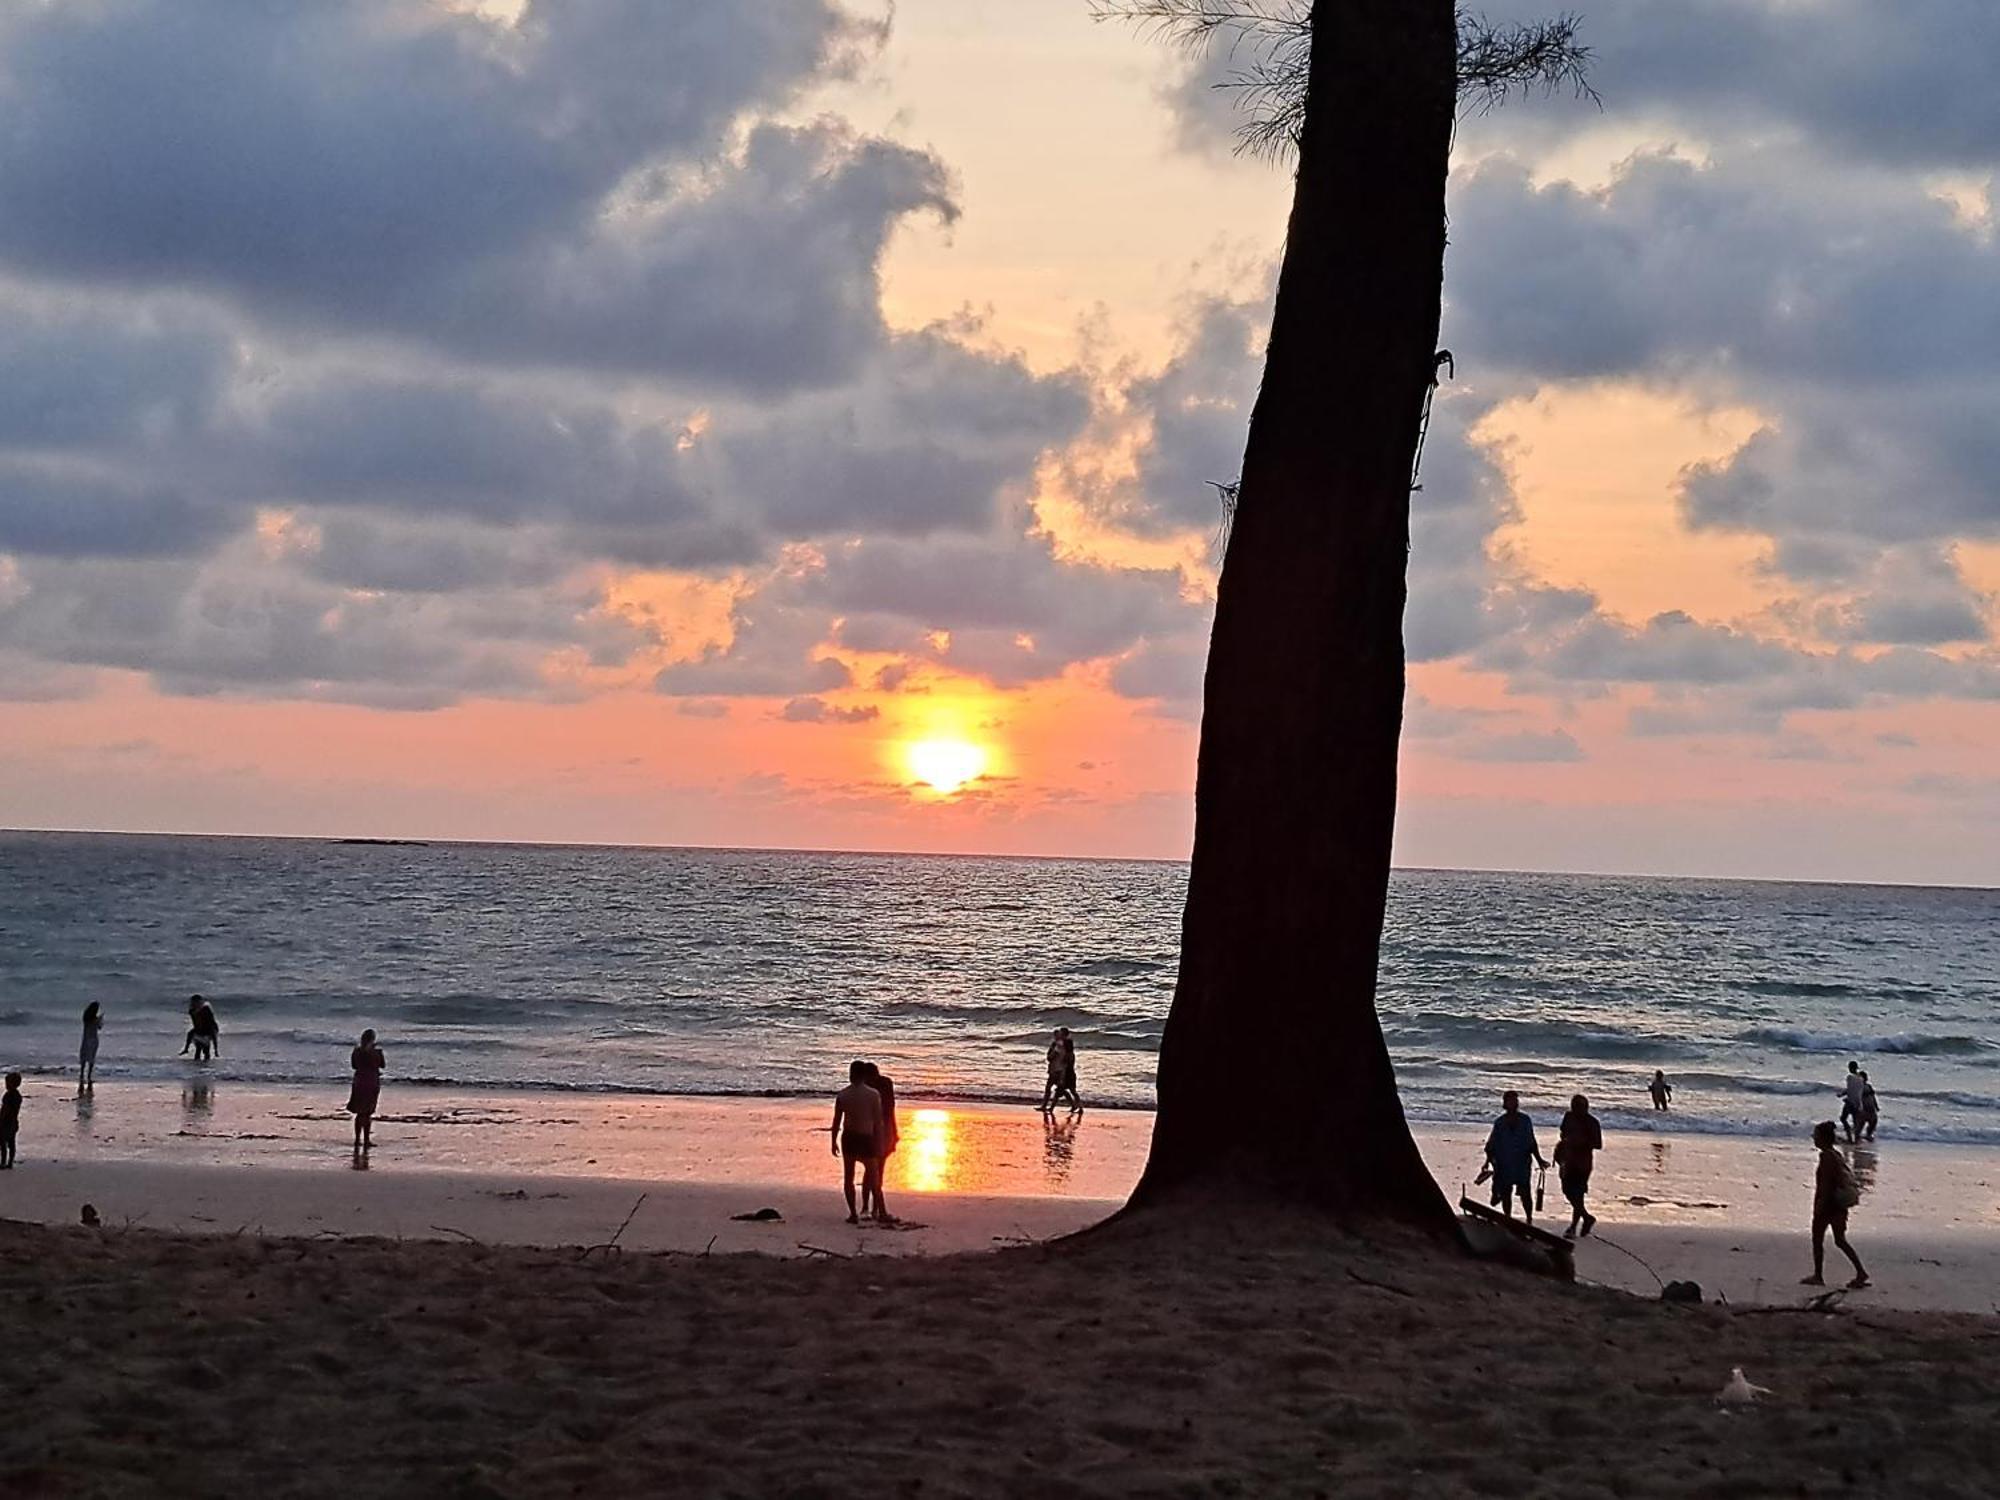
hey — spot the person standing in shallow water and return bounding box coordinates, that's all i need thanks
[347,1029,385,1154]
[1555,1093,1602,1239]
[1803,1120,1869,1290]
[1839,1060,1864,1141]
[1483,1090,1545,1222]
[830,1060,884,1226]
[78,1002,103,1092]
[181,994,220,1061]
[1648,1070,1672,1111]
[1860,1071,1880,1141]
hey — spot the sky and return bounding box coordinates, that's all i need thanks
[0,0,1996,884]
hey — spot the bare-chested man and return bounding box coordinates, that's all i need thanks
[830,1060,885,1225]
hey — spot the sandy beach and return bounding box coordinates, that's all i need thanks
[2,1089,1998,1495]
[5,1198,2000,1498]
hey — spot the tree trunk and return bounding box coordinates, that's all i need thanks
[1130,0,1458,1226]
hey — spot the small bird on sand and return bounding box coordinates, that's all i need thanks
[1716,1368,1770,1406]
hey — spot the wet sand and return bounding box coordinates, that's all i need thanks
[5,1088,1999,1311]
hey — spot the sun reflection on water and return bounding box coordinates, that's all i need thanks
[902,1107,955,1193]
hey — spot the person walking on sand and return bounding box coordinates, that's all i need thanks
[1483,1090,1546,1223]
[78,1002,103,1092]
[1555,1093,1603,1239]
[1860,1071,1880,1141]
[1039,1029,1065,1112]
[0,1071,20,1168]
[1802,1120,1869,1289]
[347,1029,386,1153]
[1839,1061,1865,1142]
[181,994,220,1061]
[1648,1069,1672,1111]
[830,1060,885,1226]
[1052,1027,1081,1111]
[860,1061,899,1223]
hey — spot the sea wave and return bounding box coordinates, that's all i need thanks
[1737,1026,1990,1056]
[1055,956,1172,979]
[1387,1011,1689,1061]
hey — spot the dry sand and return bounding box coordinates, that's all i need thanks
[4,1202,1999,1498]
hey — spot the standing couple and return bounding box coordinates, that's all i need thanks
[830,1060,899,1225]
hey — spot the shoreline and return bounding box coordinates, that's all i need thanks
[4,1084,1997,1311]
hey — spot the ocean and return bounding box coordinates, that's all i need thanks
[2,830,1996,1145]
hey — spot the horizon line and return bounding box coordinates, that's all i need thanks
[4,823,1995,896]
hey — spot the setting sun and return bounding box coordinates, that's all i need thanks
[905,737,987,794]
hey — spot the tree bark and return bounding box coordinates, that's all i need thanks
[1130,0,1459,1226]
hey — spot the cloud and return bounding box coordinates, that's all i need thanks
[779,696,879,724]
[0,2,923,390]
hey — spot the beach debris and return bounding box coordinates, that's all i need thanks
[1345,1266,1418,1299]
[730,1207,784,1222]
[1716,1368,1771,1406]
[577,1192,648,1260]
[1660,1280,1702,1304]
[79,1204,100,1228]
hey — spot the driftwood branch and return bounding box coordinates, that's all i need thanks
[577,1193,648,1260]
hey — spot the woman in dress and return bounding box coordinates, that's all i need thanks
[347,1029,386,1153]
[78,1002,103,1092]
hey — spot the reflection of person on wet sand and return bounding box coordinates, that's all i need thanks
[347,1029,386,1154]
[1042,1107,1079,1186]
[181,994,220,1061]
[1802,1120,1869,1290]
[829,1061,884,1226]
[860,1062,897,1223]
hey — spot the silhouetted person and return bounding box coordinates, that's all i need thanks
[860,1061,898,1223]
[1649,1069,1672,1111]
[1802,1120,1868,1289]
[0,1072,20,1168]
[1483,1090,1545,1223]
[181,995,220,1061]
[78,1002,103,1092]
[347,1029,385,1153]
[1839,1060,1863,1141]
[1555,1093,1602,1239]
[830,1060,884,1226]
[1052,1027,1081,1110]
[1860,1071,1879,1141]
[1039,1030,1064,1112]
